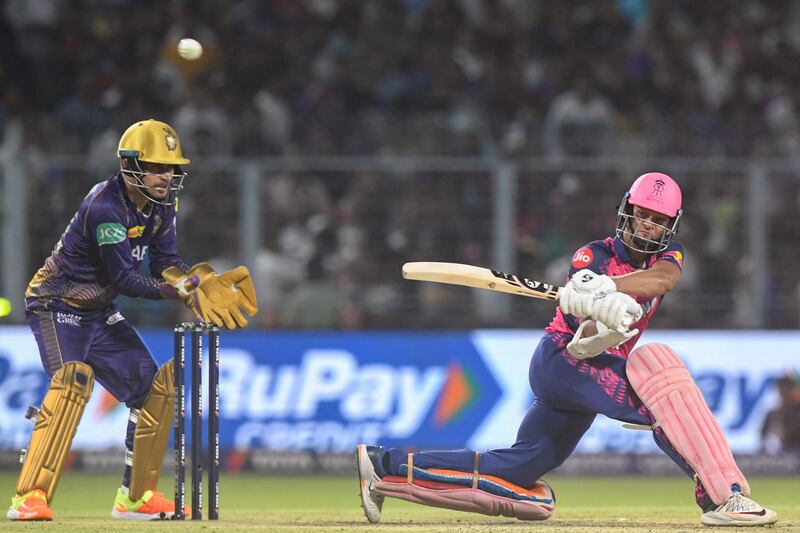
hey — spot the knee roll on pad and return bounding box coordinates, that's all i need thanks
[17,361,94,502]
[129,359,174,501]
[626,343,749,504]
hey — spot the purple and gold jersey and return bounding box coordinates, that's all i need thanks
[546,236,684,357]
[26,174,188,310]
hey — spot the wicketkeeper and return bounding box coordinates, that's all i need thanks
[7,119,258,521]
[357,172,777,527]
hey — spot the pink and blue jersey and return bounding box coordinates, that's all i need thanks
[546,236,684,357]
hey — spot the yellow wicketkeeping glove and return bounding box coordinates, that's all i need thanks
[191,266,259,329]
[161,263,215,298]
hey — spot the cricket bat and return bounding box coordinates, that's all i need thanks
[402,262,561,301]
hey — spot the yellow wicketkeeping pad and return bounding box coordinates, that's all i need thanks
[17,361,94,502]
[129,359,174,501]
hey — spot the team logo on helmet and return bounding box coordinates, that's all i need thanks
[651,178,665,197]
[163,127,178,152]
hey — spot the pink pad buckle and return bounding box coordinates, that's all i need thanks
[374,476,554,521]
[627,343,749,504]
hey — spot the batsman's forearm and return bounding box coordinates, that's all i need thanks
[611,269,674,298]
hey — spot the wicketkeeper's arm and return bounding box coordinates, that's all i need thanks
[147,200,190,276]
[91,212,163,299]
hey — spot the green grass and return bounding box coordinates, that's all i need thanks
[0,473,797,532]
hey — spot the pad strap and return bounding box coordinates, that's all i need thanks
[472,452,480,489]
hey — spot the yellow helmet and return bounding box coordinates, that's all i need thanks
[117,119,190,165]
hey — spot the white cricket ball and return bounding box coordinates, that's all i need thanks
[177,38,203,61]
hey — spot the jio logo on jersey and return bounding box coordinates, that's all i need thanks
[572,247,593,268]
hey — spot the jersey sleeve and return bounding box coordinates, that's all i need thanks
[566,241,614,280]
[560,241,614,331]
[654,241,685,271]
[148,207,189,277]
[86,205,161,299]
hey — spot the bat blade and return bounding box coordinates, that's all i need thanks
[402,262,561,301]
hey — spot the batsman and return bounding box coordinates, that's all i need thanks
[7,119,258,521]
[358,172,778,526]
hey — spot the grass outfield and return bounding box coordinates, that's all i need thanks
[0,473,797,532]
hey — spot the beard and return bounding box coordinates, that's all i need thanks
[631,233,659,252]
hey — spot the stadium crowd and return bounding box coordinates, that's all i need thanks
[1,0,798,328]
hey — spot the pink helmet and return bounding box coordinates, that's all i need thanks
[616,172,683,253]
[628,172,682,217]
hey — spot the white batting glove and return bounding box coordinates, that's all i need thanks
[569,269,617,296]
[566,320,640,359]
[558,284,595,317]
[559,270,616,318]
[591,292,643,332]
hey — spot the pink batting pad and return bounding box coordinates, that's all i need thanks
[627,343,749,504]
[375,476,554,521]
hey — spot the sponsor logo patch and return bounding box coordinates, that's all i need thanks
[127,225,145,238]
[106,312,125,325]
[663,250,684,267]
[96,222,127,246]
[571,247,594,268]
[56,312,81,327]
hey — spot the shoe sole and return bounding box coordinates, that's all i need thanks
[111,508,174,520]
[701,511,779,526]
[7,508,53,521]
[356,444,382,524]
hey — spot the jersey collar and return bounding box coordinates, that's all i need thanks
[613,236,644,268]
[116,173,152,217]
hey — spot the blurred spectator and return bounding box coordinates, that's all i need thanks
[761,374,800,453]
[56,73,108,151]
[543,76,615,160]
[279,254,353,329]
[172,86,232,156]
[689,32,740,110]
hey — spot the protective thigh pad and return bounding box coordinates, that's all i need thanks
[129,360,174,501]
[626,343,749,504]
[17,361,94,502]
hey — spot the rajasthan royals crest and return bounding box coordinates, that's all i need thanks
[651,178,665,197]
